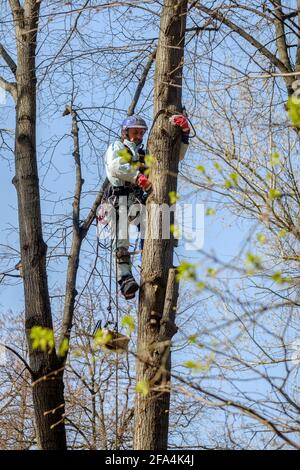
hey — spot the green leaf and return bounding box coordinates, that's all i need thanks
[117,148,132,163]
[176,262,197,282]
[136,380,150,396]
[170,224,181,238]
[131,161,140,170]
[94,329,112,348]
[184,360,200,369]
[246,252,263,270]
[188,334,198,344]
[72,349,82,358]
[30,326,55,354]
[196,165,205,173]
[183,360,209,373]
[121,315,135,335]
[287,97,300,126]
[229,172,239,185]
[224,179,233,189]
[270,152,281,166]
[246,269,256,276]
[272,272,284,284]
[144,155,156,176]
[206,208,216,216]
[145,154,155,168]
[213,162,222,172]
[58,338,69,358]
[278,229,287,238]
[196,281,205,290]
[269,189,281,200]
[272,272,292,284]
[207,267,217,278]
[256,233,266,245]
[168,191,180,204]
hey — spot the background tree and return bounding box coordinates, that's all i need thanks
[2,0,300,450]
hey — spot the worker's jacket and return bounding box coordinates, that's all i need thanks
[105,136,188,188]
[105,139,143,188]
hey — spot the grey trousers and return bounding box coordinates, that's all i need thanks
[110,193,143,282]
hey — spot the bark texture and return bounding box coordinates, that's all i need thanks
[134,0,187,450]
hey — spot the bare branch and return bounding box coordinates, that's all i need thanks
[9,0,21,11]
[1,343,34,377]
[80,178,109,239]
[173,373,300,450]
[127,48,157,116]
[0,44,17,76]
[196,2,295,92]
[58,105,83,360]
[0,76,17,102]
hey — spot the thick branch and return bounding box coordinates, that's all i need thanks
[58,108,112,358]
[9,0,21,11]
[0,44,17,76]
[9,0,24,28]
[158,268,179,342]
[270,0,293,74]
[58,105,83,361]
[0,76,17,102]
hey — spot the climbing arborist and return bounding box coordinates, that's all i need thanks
[101,113,190,300]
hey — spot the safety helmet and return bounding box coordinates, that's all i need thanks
[121,115,148,131]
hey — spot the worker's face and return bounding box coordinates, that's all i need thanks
[127,128,146,145]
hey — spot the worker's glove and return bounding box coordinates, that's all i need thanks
[137,174,152,192]
[169,114,190,133]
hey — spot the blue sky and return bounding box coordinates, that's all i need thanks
[0,0,270,342]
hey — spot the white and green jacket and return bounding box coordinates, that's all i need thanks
[105,137,188,187]
[105,139,142,187]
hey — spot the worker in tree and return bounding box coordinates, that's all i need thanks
[103,113,190,300]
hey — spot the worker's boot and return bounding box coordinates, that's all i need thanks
[118,274,139,300]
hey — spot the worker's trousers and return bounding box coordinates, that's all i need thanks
[110,190,146,282]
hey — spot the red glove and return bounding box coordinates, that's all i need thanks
[137,174,152,191]
[169,114,190,133]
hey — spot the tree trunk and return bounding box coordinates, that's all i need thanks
[11,1,66,449]
[134,0,187,450]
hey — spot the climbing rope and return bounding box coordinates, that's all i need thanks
[115,227,119,450]
[94,188,144,450]
[107,237,114,324]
